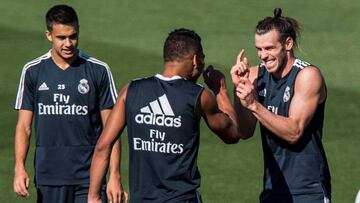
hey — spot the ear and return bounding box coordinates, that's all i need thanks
[45,30,53,42]
[285,37,294,51]
[192,54,198,69]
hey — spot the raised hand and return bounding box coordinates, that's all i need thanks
[230,49,249,87]
[203,65,227,95]
[235,77,256,109]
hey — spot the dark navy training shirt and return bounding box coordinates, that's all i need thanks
[125,74,204,203]
[15,50,117,185]
[256,59,331,196]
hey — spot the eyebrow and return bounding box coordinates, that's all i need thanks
[55,32,78,38]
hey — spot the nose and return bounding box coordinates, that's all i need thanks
[258,50,268,60]
[64,38,72,47]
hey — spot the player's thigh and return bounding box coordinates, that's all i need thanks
[73,184,107,203]
[178,191,203,203]
[260,191,330,203]
[292,193,330,203]
[36,185,74,203]
[259,191,292,203]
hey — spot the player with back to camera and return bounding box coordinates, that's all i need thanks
[13,4,123,203]
[231,8,331,203]
[88,28,244,203]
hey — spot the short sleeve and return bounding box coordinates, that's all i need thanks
[14,68,35,111]
[97,65,117,110]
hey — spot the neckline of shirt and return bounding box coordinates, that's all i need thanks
[155,74,183,81]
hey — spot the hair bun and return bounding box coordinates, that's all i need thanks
[273,8,282,18]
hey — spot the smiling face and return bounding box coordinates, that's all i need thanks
[255,29,289,76]
[46,23,79,64]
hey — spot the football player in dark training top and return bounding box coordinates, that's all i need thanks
[13,4,123,203]
[231,8,331,203]
[88,28,243,203]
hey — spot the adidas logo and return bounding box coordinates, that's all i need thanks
[38,82,49,91]
[135,94,182,128]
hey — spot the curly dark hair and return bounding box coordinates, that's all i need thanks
[163,28,203,62]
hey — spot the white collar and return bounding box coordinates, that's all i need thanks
[155,74,183,81]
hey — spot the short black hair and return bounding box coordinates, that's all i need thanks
[163,28,203,62]
[256,8,301,48]
[46,5,79,31]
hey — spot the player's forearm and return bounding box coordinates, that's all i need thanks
[249,102,302,144]
[215,89,241,143]
[233,92,257,139]
[14,125,31,170]
[108,139,121,180]
[216,89,237,122]
[89,145,112,199]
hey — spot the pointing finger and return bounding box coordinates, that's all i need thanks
[236,49,245,65]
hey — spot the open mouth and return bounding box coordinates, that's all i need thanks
[264,60,275,68]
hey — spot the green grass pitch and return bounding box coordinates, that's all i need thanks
[0,0,359,202]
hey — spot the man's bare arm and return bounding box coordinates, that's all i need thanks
[243,66,325,144]
[231,50,258,139]
[202,67,241,143]
[13,110,33,197]
[88,84,129,203]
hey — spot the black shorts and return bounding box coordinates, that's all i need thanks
[260,190,331,203]
[36,184,107,203]
[180,191,203,203]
